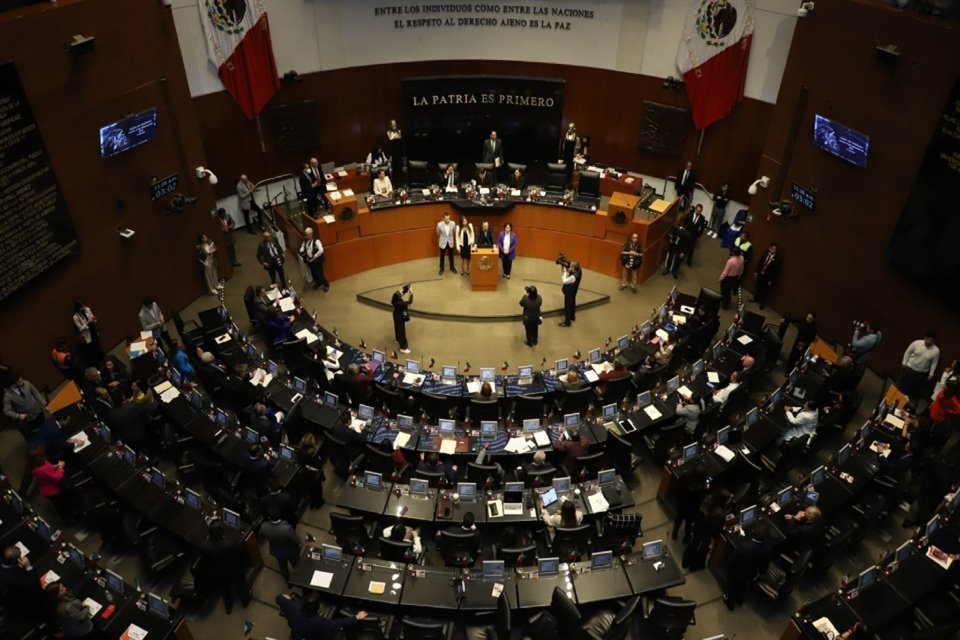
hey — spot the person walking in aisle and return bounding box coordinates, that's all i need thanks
[392,284,414,354]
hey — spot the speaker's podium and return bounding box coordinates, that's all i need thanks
[470,248,499,292]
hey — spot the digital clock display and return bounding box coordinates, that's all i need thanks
[791,182,815,210]
[151,173,179,201]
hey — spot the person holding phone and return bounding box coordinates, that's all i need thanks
[392,284,414,354]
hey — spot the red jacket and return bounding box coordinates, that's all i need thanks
[930,392,960,424]
[33,461,65,497]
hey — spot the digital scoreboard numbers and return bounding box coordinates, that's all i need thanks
[150,173,179,201]
[791,182,816,210]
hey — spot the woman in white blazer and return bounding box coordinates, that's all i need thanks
[455,215,476,275]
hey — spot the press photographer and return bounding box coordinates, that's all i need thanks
[558,257,582,327]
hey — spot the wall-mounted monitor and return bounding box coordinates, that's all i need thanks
[813,114,870,168]
[99,107,158,159]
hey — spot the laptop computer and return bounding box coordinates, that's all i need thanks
[540,486,559,509]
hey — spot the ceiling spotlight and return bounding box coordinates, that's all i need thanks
[747,176,770,195]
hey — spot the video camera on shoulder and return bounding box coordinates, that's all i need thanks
[555,253,571,269]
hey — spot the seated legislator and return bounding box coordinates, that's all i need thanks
[373,169,393,199]
[333,363,374,405]
[779,400,819,444]
[710,371,741,408]
[596,360,630,397]
[418,451,458,483]
[475,167,493,188]
[554,429,590,474]
[383,519,423,554]
[366,146,388,167]
[509,168,525,190]
[781,506,825,552]
[542,498,583,530]
[475,221,495,248]
[440,164,459,191]
[525,450,553,474]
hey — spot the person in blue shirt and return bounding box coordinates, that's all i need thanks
[170,339,195,381]
[276,591,366,640]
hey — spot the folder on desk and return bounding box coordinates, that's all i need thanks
[278,298,295,313]
[466,380,482,395]
[160,387,181,404]
[214,333,231,344]
[643,405,662,420]
[583,369,600,383]
[714,445,735,462]
[737,334,753,345]
[533,430,551,447]
[655,329,670,342]
[154,380,173,395]
[649,198,672,213]
[487,499,503,519]
[72,431,92,453]
[394,432,411,449]
[266,288,281,301]
[342,188,355,197]
[295,329,319,344]
[587,491,610,513]
[337,170,348,178]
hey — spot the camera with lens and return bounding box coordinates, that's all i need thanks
[852,320,866,330]
[555,253,571,269]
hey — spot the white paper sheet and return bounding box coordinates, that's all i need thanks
[311,570,334,588]
[707,372,721,384]
[394,432,411,449]
[533,431,551,447]
[439,439,457,455]
[643,405,662,420]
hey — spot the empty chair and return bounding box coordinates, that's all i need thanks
[581,594,642,640]
[379,537,419,563]
[577,170,601,199]
[421,391,454,422]
[469,398,500,422]
[551,524,591,561]
[513,394,545,420]
[466,462,503,488]
[375,383,410,417]
[402,618,454,640]
[438,529,481,566]
[415,468,447,488]
[642,596,697,640]
[545,163,567,192]
[559,387,595,416]
[464,591,510,640]
[408,160,430,188]
[598,376,632,407]
[570,451,606,480]
[495,544,537,567]
[324,432,365,477]
[641,419,684,463]
[755,548,812,601]
[171,309,204,347]
[344,614,390,640]
[523,467,556,488]
[604,432,642,478]
[330,512,375,556]
[364,443,409,480]
[595,513,643,553]
[524,587,582,640]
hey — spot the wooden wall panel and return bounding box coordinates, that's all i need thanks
[744,0,960,374]
[0,0,218,390]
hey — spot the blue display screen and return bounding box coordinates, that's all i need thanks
[813,114,870,168]
[100,108,158,159]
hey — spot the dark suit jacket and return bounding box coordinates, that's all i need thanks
[675,167,697,197]
[0,563,45,620]
[198,537,245,582]
[509,175,525,189]
[482,138,504,164]
[439,170,460,187]
[298,171,315,200]
[728,538,774,583]
[108,401,151,447]
[257,240,285,267]
[684,212,707,238]
[476,171,493,187]
[261,490,297,524]
[333,371,373,405]
[330,422,366,456]
[755,250,782,282]
[475,228,495,248]
[245,454,276,493]
[259,519,302,560]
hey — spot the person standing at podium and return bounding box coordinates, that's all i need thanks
[455,216,475,276]
[497,222,517,279]
[437,212,457,275]
[476,221,495,248]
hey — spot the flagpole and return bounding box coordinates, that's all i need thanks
[256,114,265,153]
[697,127,706,156]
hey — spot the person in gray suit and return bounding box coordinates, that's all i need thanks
[3,372,46,438]
[259,508,302,582]
[437,212,457,275]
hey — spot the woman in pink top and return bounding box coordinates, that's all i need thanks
[719,247,744,310]
[31,449,66,498]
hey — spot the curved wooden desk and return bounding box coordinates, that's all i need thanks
[277,196,678,285]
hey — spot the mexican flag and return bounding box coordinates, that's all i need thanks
[676,0,754,130]
[198,0,279,119]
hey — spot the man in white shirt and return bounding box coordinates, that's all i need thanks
[711,371,741,407]
[437,212,457,275]
[780,401,818,444]
[373,169,393,200]
[298,227,329,292]
[899,331,940,397]
[382,520,423,555]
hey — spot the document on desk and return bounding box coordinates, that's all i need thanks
[812,618,839,639]
[326,345,344,361]
[883,413,905,430]
[349,418,366,433]
[40,569,60,588]
[368,581,386,594]
[505,437,533,453]
[533,430,551,447]
[159,387,181,404]
[323,214,336,224]
[394,432,411,449]
[295,329,319,344]
[71,431,92,453]
[128,341,147,357]
[655,329,670,342]
[672,314,686,325]
[82,597,103,617]
[927,545,955,569]
[587,491,610,513]
[278,298,295,313]
[466,380,482,395]
[714,445,735,462]
[707,371,721,384]
[403,373,424,387]
[624,176,635,184]
[590,362,614,374]
[310,570,334,589]
[510,189,521,197]
[326,182,337,192]
[583,369,600,383]
[677,385,693,400]
[154,380,173,395]
[643,405,662,420]
[214,333,231,344]
[266,287,281,301]
[122,623,149,640]
[259,373,274,388]
[736,334,753,345]
[439,439,457,455]
[337,170,349,178]
[868,441,892,458]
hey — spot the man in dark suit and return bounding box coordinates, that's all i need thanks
[481,130,504,169]
[475,221,495,248]
[723,520,774,610]
[259,507,302,582]
[309,157,329,210]
[261,479,298,524]
[108,387,153,454]
[245,444,276,495]
[558,260,582,327]
[330,420,367,457]
[417,452,458,483]
[683,203,708,266]
[675,160,697,209]
[781,506,825,553]
[0,546,44,626]
[298,163,318,215]
[440,164,459,190]
[198,522,250,614]
[752,242,782,309]
[256,231,287,286]
[475,167,493,188]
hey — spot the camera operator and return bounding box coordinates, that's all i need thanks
[557,256,582,327]
[392,284,414,354]
[849,321,881,384]
[519,286,543,347]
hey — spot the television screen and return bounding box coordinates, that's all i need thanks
[100,108,159,159]
[813,114,870,168]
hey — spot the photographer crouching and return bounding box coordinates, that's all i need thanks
[556,254,582,327]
